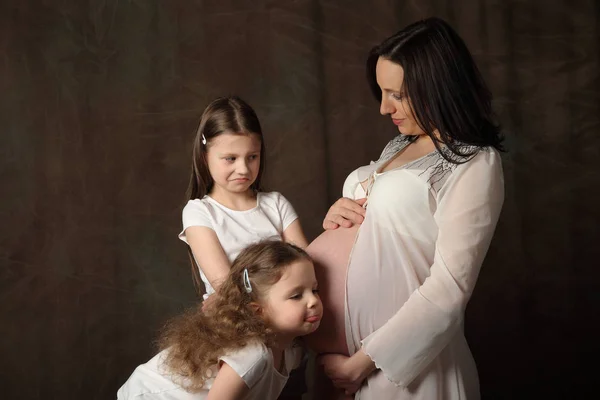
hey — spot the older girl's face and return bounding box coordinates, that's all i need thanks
[375,57,427,137]
[206,132,261,197]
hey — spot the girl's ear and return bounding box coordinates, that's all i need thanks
[248,302,263,316]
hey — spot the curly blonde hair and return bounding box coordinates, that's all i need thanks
[158,240,311,392]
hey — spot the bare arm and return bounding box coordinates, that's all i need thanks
[185,226,231,291]
[281,219,309,248]
[206,361,249,400]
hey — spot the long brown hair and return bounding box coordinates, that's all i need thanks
[186,96,266,294]
[366,17,504,163]
[159,240,311,392]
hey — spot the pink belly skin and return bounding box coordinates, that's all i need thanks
[304,225,359,356]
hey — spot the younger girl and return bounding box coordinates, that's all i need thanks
[118,240,323,399]
[179,96,308,299]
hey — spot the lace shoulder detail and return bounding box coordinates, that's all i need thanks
[413,144,481,193]
[373,135,482,192]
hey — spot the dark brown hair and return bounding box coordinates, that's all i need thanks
[366,17,504,163]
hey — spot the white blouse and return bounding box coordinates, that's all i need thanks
[343,135,504,399]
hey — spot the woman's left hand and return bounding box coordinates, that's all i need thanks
[319,350,376,395]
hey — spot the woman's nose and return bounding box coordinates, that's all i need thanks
[380,97,395,115]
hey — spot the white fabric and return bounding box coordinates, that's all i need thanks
[179,192,298,299]
[117,342,303,400]
[343,135,504,399]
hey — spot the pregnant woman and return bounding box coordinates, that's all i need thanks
[304,17,505,400]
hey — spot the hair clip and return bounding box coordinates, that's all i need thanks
[201,134,207,145]
[242,268,252,293]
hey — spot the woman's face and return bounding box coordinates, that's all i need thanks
[375,57,427,137]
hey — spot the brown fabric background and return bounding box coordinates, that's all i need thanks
[1,1,598,399]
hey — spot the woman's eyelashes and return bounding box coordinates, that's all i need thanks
[391,92,405,101]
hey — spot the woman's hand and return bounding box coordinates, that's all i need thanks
[323,198,367,230]
[318,350,376,395]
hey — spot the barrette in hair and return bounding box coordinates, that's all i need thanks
[201,134,207,145]
[242,268,253,293]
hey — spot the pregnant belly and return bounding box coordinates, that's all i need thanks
[303,225,359,356]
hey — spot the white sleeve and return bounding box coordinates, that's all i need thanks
[342,169,361,199]
[343,136,407,199]
[178,200,214,244]
[361,149,505,386]
[275,193,299,231]
[219,343,269,389]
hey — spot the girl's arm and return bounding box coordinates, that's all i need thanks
[282,219,309,248]
[276,192,308,248]
[206,361,249,400]
[185,226,231,290]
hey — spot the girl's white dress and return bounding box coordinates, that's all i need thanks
[117,342,302,400]
[179,192,298,300]
[342,135,504,399]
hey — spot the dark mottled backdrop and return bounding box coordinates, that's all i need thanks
[1,1,598,399]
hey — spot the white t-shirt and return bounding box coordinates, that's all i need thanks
[179,192,298,299]
[117,342,303,400]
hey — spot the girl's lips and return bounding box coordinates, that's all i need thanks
[392,118,405,126]
[305,315,321,323]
